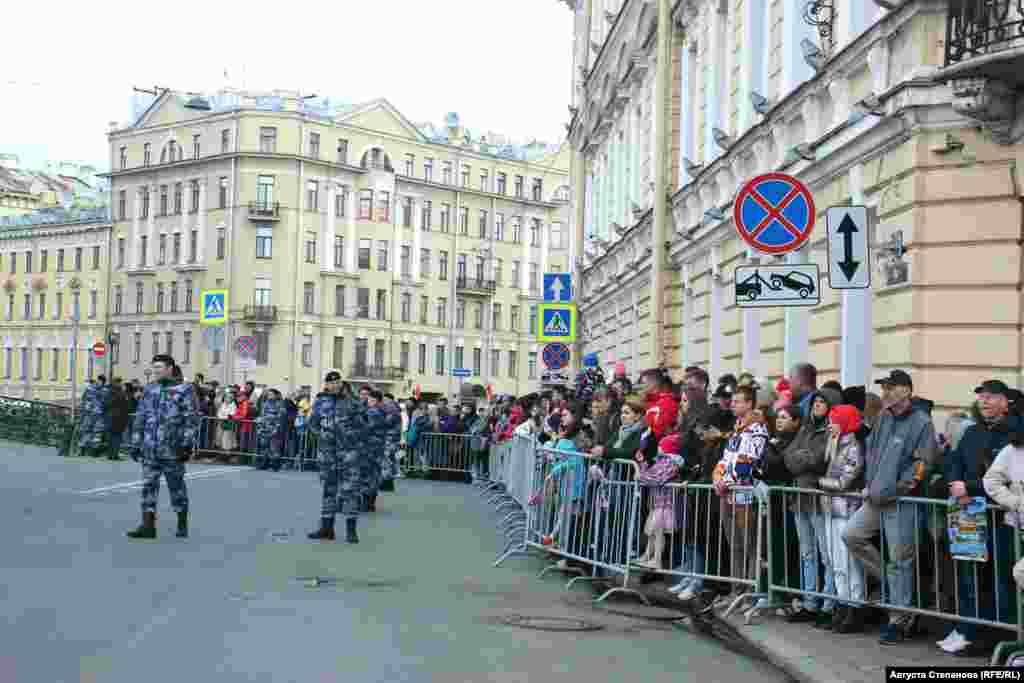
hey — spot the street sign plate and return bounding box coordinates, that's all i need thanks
[583,352,599,368]
[200,289,229,326]
[542,342,570,371]
[734,263,821,308]
[826,206,871,289]
[734,173,816,255]
[543,273,573,303]
[541,371,570,384]
[235,335,257,358]
[203,326,225,352]
[452,368,471,378]
[537,303,577,343]
[235,358,256,371]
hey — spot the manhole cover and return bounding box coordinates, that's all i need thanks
[491,615,604,632]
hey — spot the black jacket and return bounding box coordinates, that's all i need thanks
[945,415,1024,499]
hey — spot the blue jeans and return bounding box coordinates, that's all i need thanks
[949,523,1014,641]
[793,508,835,612]
[675,543,706,592]
[110,431,124,457]
[843,500,917,626]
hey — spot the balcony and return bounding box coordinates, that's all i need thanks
[455,276,496,297]
[347,364,405,382]
[242,305,278,322]
[248,201,281,221]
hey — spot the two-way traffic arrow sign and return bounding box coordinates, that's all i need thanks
[826,206,871,289]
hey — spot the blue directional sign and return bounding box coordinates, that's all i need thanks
[583,352,599,368]
[734,173,816,256]
[451,368,471,378]
[543,273,573,302]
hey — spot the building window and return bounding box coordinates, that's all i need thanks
[402,197,412,228]
[73,247,82,271]
[376,191,390,222]
[495,213,505,241]
[189,230,198,263]
[37,292,45,320]
[420,249,431,278]
[193,134,201,159]
[492,303,502,331]
[92,245,100,270]
[400,245,411,278]
[494,258,503,286]
[120,146,127,169]
[491,349,499,377]
[24,250,33,274]
[509,350,518,378]
[140,187,150,219]
[337,138,349,164]
[399,342,410,371]
[256,226,272,258]
[440,204,450,232]
[472,348,481,376]
[158,235,167,265]
[512,217,522,244]
[404,154,414,176]
[19,348,27,381]
[116,240,124,269]
[480,170,489,192]
[2,348,9,378]
[529,262,538,292]
[510,305,520,332]
[259,127,277,153]
[456,253,467,281]
[377,241,389,272]
[254,330,269,366]
[436,298,447,327]
[528,352,537,379]
[190,179,200,213]
[459,207,469,236]
[174,182,182,214]
[514,175,524,198]
[8,253,15,274]
[435,345,446,376]
[355,338,368,369]
[151,332,159,359]
[529,305,538,336]
[156,283,165,313]
[424,158,433,182]
[143,143,151,166]
[454,346,464,370]
[532,178,543,201]
[551,222,564,249]
[357,287,370,319]
[139,236,147,266]
[169,282,178,312]
[478,210,488,239]
[461,165,470,187]
[332,337,344,368]
[421,201,432,231]
[375,290,387,320]
[217,228,226,260]
[309,132,320,158]
[335,285,346,316]
[118,191,127,220]
[305,232,317,264]
[306,179,319,211]
[89,290,97,319]
[22,293,30,320]
[419,296,429,324]
[133,332,141,363]
[302,336,313,367]
[473,302,483,329]
[256,175,274,207]
[511,261,520,290]
[5,294,12,321]
[303,282,315,314]
[159,185,168,216]
[442,161,453,185]
[439,251,448,281]
[497,172,506,194]
[53,292,62,320]
[114,285,122,315]
[185,280,193,312]
[358,239,371,270]
[254,287,272,309]
[358,190,373,219]
[530,219,540,247]
[165,331,173,356]
[183,331,191,364]
[418,343,427,374]
[135,282,144,313]
[219,177,228,208]
[334,236,344,269]
[51,348,59,381]
[456,300,465,329]
[221,129,230,153]
[400,292,411,322]
[172,233,182,263]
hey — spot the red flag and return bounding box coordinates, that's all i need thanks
[415,384,421,401]
[485,384,494,402]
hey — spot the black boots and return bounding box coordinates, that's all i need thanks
[127,511,157,539]
[835,606,865,634]
[345,517,359,544]
[367,494,377,513]
[176,511,188,538]
[307,517,336,541]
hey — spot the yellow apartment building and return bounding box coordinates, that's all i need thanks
[105,90,571,399]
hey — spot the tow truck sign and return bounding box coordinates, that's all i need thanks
[733,263,821,308]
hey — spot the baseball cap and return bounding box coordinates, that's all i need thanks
[975,379,1011,397]
[712,385,733,400]
[324,371,342,383]
[874,370,913,389]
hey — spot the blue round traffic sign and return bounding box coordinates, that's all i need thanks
[734,173,815,255]
[542,343,570,371]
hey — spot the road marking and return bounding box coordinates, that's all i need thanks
[77,466,241,495]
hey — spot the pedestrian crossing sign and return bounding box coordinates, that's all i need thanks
[537,303,576,343]
[200,289,229,326]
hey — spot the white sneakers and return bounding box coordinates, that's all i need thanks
[677,587,697,601]
[937,630,970,654]
[668,581,688,594]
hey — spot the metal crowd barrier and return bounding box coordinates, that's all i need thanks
[402,432,478,476]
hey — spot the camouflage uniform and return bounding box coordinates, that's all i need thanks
[78,382,113,454]
[130,379,199,515]
[255,396,287,469]
[380,401,403,482]
[363,404,387,498]
[310,391,369,520]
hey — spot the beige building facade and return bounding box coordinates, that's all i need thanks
[0,208,112,402]
[568,0,1024,422]
[105,91,571,398]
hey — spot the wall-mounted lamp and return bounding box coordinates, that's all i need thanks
[683,157,704,175]
[787,143,816,163]
[712,127,734,150]
[801,38,826,72]
[704,207,725,224]
[751,91,772,116]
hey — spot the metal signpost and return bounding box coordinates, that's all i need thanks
[734,263,821,308]
[826,206,871,289]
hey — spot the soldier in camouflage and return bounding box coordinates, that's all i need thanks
[378,393,403,493]
[126,355,200,540]
[78,375,113,457]
[255,388,287,471]
[362,390,388,511]
[307,371,369,543]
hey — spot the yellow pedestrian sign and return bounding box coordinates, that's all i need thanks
[537,303,576,343]
[200,289,229,326]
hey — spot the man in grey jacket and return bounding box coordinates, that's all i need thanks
[842,369,937,645]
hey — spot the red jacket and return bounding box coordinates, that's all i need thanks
[498,405,524,442]
[645,391,679,440]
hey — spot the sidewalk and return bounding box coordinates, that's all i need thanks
[613,578,997,683]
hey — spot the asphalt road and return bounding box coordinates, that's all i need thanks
[0,444,790,683]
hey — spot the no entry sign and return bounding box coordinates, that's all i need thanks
[734,173,815,255]
[92,341,106,357]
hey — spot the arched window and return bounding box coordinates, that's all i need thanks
[160,141,179,164]
[360,147,393,172]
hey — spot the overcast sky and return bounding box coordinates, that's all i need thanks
[1,0,573,173]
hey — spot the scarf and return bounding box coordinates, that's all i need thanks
[614,419,645,448]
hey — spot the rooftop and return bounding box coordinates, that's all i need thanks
[0,206,110,229]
